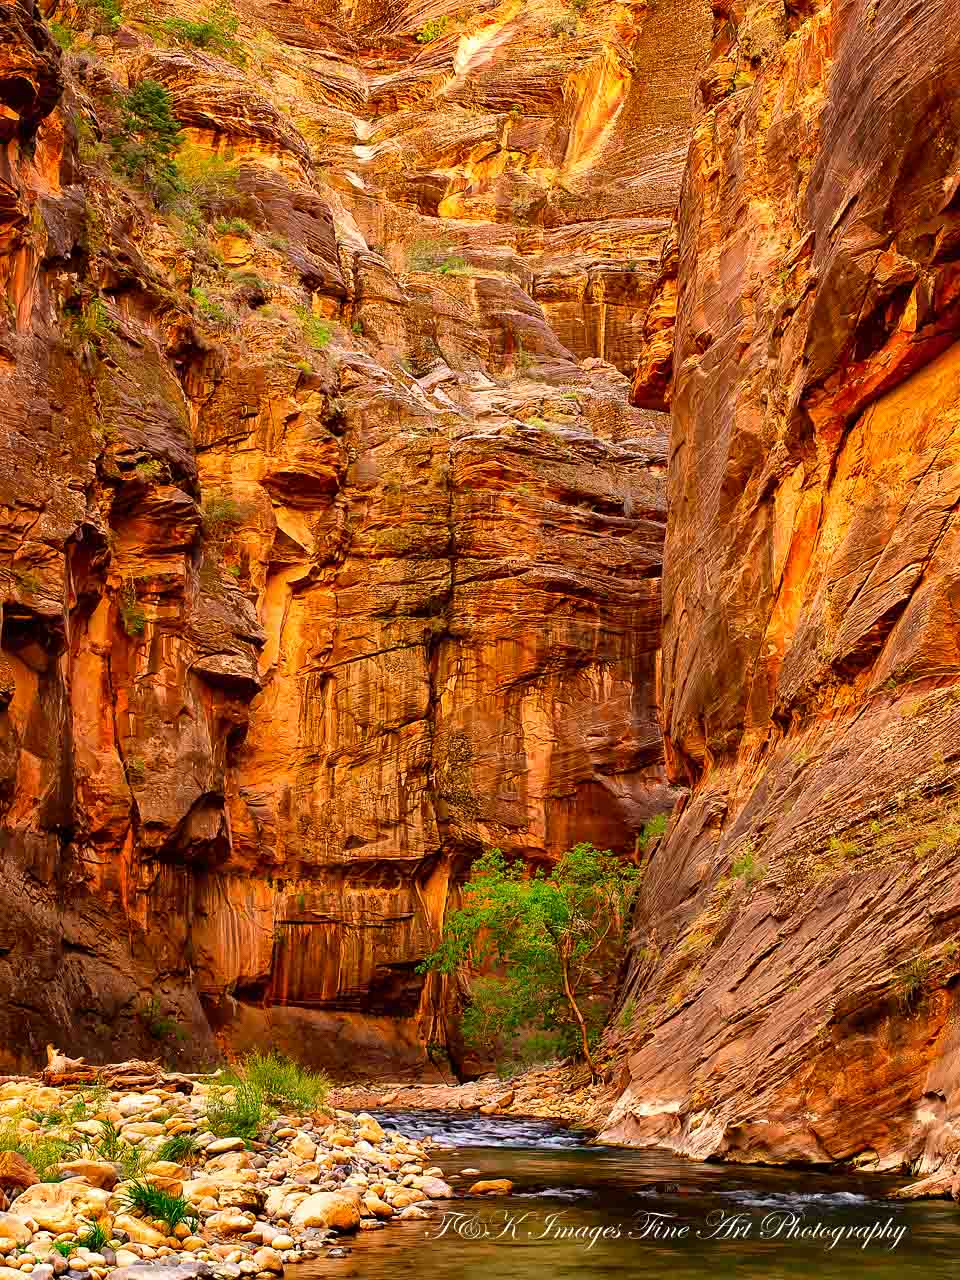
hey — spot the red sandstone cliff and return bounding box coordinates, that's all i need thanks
[0,0,709,1073]
[603,0,960,1176]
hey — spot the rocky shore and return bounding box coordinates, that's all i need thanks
[0,1066,508,1280]
[331,1062,604,1133]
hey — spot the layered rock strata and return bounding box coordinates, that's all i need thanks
[604,0,960,1176]
[0,0,710,1071]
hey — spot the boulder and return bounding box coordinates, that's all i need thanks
[409,1176,453,1199]
[217,1186,265,1212]
[290,1190,361,1232]
[469,1179,513,1195]
[206,1139,245,1155]
[111,1214,169,1247]
[116,1096,162,1119]
[252,1248,283,1273]
[288,1135,316,1162]
[55,1161,118,1190]
[0,1213,33,1245]
[355,1115,384,1143]
[0,1154,37,1190]
[203,1210,256,1235]
[109,1264,214,1280]
[362,1194,393,1219]
[12,1182,110,1233]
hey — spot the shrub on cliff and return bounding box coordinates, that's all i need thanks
[76,0,123,34]
[415,17,448,43]
[111,80,183,204]
[175,144,241,215]
[159,3,245,65]
[420,843,641,1079]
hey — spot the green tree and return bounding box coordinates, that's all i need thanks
[420,843,640,1079]
[111,80,183,204]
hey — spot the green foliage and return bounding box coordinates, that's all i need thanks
[52,1243,74,1259]
[91,1118,147,1178]
[67,297,115,351]
[827,834,859,860]
[77,0,123,32]
[239,1051,330,1112]
[415,16,448,42]
[111,81,183,204]
[125,756,145,785]
[119,1181,198,1233]
[13,568,41,594]
[421,843,640,1075]
[618,995,636,1029]
[406,239,469,275]
[640,813,668,846]
[119,579,146,638]
[155,1133,199,1165]
[92,1117,125,1161]
[119,1143,149,1180]
[731,844,764,883]
[551,15,578,36]
[76,1223,110,1253]
[205,1079,266,1139]
[293,304,332,350]
[352,319,363,335]
[135,459,163,482]
[49,21,74,49]
[159,3,244,62]
[175,144,240,213]
[190,286,233,330]
[0,1123,80,1181]
[202,492,245,535]
[213,216,252,238]
[894,956,930,1012]
[139,995,179,1040]
[513,338,532,374]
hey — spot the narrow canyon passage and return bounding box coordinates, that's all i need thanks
[1,0,960,1238]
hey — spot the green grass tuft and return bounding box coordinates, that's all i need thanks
[240,1051,330,1112]
[119,1180,198,1232]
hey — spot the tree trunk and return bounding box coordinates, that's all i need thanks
[560,955,598,1080]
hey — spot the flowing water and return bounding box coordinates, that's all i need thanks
[289,1108,960,1279]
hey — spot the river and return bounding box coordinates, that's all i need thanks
[286,1108,960,1278]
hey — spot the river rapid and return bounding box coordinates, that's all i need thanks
[288,1108,960,1278]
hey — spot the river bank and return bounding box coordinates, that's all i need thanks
[287,1109,959,1280]
[0,1063,514,1280]
[330,1067,960,1207]
[330,1062,605,1134]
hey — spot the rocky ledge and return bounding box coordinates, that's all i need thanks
[0,1066,509,1280]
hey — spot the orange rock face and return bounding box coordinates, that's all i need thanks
[606,0,960,1171]
[0,0,709,1071]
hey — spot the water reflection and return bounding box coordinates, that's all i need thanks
[287,1108,960,1279]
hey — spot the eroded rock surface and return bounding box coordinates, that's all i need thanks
[0,0,710,1072]
[605,0,960,1175]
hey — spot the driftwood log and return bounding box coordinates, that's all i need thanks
[37,1051,196,1094]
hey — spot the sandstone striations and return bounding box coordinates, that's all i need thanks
[604,0,960,1176]
[0,0,710,1073]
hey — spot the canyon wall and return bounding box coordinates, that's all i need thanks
[0,0,710,1072]
[603,0,960,1174]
